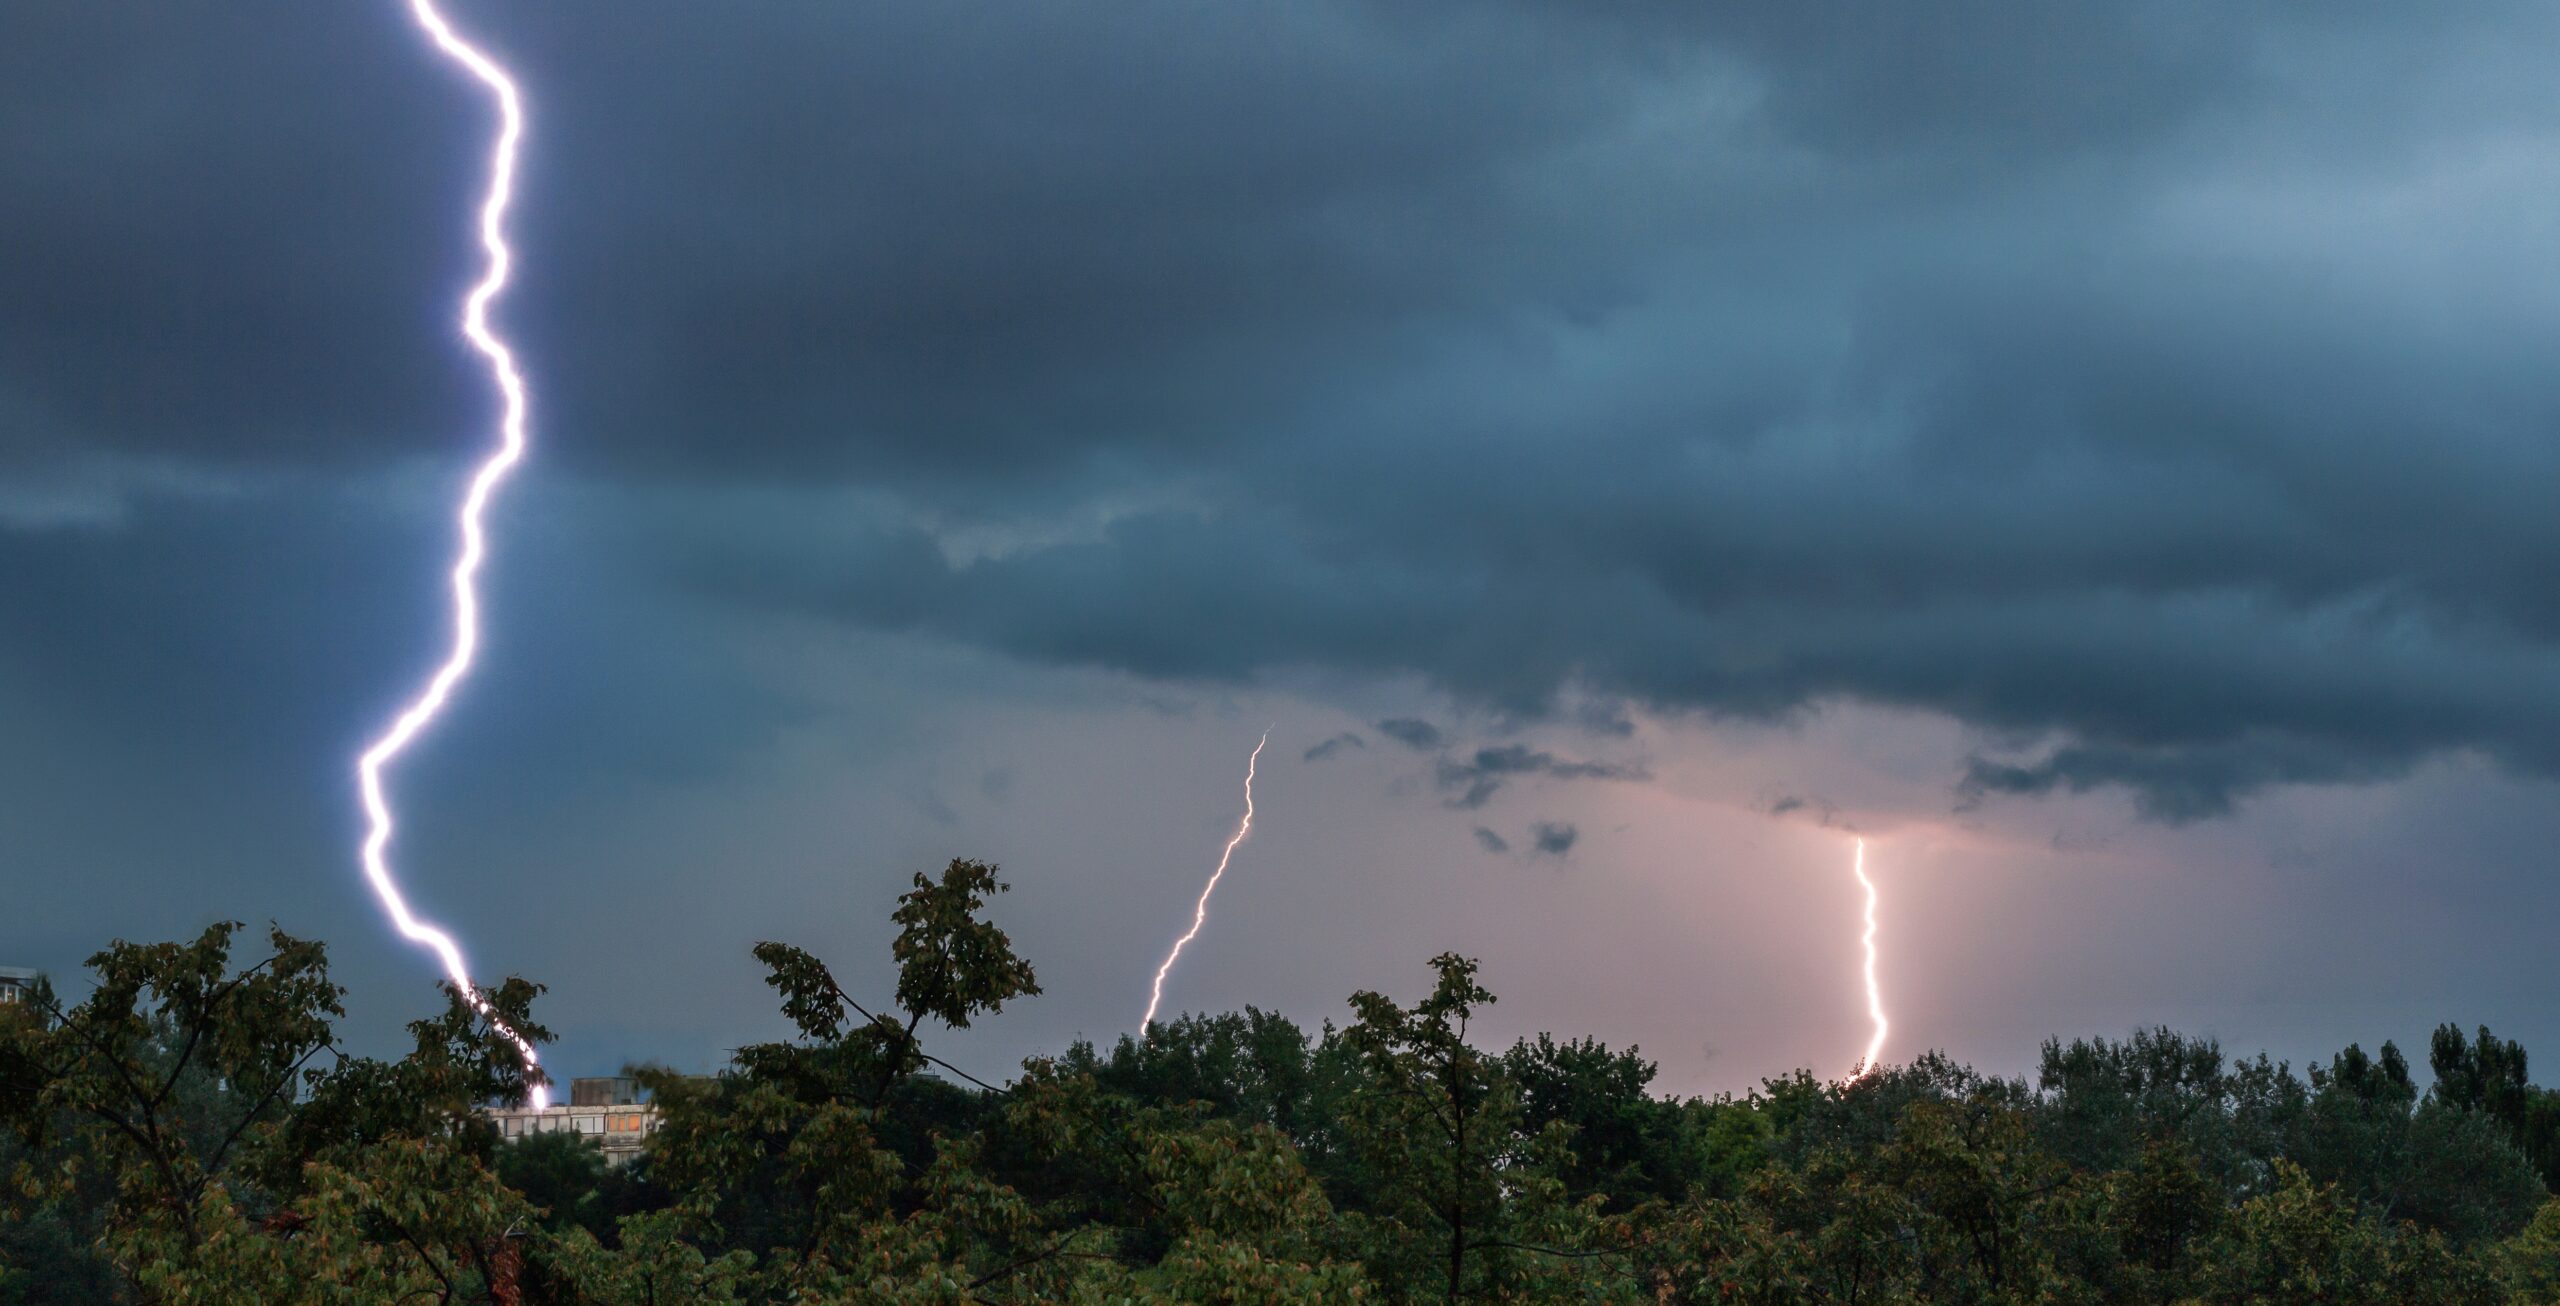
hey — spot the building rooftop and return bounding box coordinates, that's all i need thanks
[569,1075,644,1107]
[481,1081,659,1166]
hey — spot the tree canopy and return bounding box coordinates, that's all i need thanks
[6,856,2557,1303]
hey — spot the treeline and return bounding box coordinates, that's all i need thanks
[7,857,2560,1303]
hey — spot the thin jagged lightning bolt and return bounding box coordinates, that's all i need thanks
[1847,836,1888,1079]
[357,0,547,1108]
[1141,730,1269,1030]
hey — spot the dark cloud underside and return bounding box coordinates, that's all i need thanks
[10,1,2560,819]
[1530,822,1579,857]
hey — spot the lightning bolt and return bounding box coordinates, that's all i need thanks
[1847,835,1888,1079]
[1141,730,1269,1030]
[356,0,547,1108]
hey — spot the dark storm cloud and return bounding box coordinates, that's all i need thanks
[1376,720,1445,752]
[1433,745,1645,810]
[1302,732,1364,763]
[1472,827,1510,855]
[1530,822,1579,857]
[1765,795,1843,827]
[13,1,2560,819]
[1575,702,1636,739]
[1,0,1674,482]
[0,3,489,470]
[1959,737,2415,826]
[0,485,794,802]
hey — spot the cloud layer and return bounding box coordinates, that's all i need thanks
[11,0,2560,829]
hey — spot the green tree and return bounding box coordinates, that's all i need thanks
[1068,1007,1318,1137]
[621,857,1051,1300]
[0,922,552,1304]
[1333,954,1619,1302]
[2431,1023,2560,1195]
[15,877,2560,1302]
[1502,1034,1684,1210]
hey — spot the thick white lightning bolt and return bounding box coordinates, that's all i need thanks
[1142,730,1269,1030]
[1847,836,1888,1079]
[357,0,547,1108]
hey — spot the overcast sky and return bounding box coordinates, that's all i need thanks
[8,1,2560,1095]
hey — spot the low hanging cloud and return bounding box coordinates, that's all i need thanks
[1472,826,1511,854]
[1764,794,1843,827]
[1434,744,1647,811]
[1530,821,1580,857]
[1375,719,1445,752]
[1302,731,1365,763]
[1958,736,2413,825]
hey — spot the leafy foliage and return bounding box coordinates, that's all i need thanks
[5,864,2559,1303]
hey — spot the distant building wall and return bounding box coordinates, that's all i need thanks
[0,967,36,1010]
[482,1077,658,1166]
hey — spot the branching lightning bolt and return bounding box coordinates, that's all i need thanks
[1142,730,1269,1031]
[1847,836,1888,1080]
[357,0,547,1108]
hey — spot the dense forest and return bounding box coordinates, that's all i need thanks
[7,858,2560,1303]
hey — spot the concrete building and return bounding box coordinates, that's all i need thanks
[482,1077,659,1167]
[0,967,37,1010]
